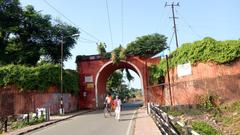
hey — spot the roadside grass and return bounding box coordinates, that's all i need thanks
[191,120,220,135]
[0,116,45,134]
[161,99,240,135]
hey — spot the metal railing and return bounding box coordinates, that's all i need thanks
[149,103,200,135]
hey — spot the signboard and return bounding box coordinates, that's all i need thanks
[177,62,192,77]
[86,83,94,89]
[85,76,93,83]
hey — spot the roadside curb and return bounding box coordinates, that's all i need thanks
[7,110,90,135]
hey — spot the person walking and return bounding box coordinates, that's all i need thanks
[114,96,122,121]
[104,93,112,114]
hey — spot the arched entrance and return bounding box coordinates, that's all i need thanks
[95,60,144,108]
[76,55,162,109]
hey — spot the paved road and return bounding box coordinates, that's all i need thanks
[27,102,142,135]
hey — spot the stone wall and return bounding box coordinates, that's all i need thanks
[0,85,79,116]
[164,59,240,105]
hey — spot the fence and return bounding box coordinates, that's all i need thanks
[149,103,199,135]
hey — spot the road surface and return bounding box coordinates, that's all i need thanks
[27,102,142,135]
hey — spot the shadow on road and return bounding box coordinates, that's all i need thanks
[81,101,143,116]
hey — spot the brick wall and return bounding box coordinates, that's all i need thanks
[77,56,157,109]
[164,59,240,106]
[0,85,79,116]
[147,85,164,104]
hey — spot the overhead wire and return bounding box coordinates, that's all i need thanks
[79,37,97,43]
[155,6,169,33]
[176,9,202,39]
[105,0,114,49]
[78,39,96,44]
[43,0,101,43]
[168,31,175,52]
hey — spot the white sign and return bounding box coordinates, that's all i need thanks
[85,76,93,82]
[177,62,192,77]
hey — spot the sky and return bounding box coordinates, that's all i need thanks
[20,0,240,88]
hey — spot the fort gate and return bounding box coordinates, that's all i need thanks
[76,55,163,109]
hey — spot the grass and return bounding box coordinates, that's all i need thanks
[163,107,203,117]
[192,120,220,135]
[162,100,240,135]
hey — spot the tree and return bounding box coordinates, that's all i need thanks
[106,70,123,92]
[97,42,106,56]
[126,33,168,57]
[0,0,79,65]
[0,0,22,64]
[106,69,136,102]
[111,45,125,64]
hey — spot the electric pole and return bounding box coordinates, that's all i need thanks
[165,2,180,48]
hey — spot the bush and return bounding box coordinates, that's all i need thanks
[192,120,220,135]
[111,46,125,64]
[150,37,240,81]
[29,116,45,125]
[11,121,28,129]
[198,93,216,111]
[231,101,240,112]
[197,92,222,117]
[0,64,79,93]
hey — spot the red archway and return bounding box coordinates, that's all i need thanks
[76,55,163,109]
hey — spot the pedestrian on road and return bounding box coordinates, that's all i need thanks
[105,93,112,113]
[114,96,121,121]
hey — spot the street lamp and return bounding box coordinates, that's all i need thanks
[60,33,80,115]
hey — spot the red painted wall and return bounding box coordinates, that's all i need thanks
[0,85,79,116]
[164,59,240,105]
[77,55,163,109]
[147,85,164,104]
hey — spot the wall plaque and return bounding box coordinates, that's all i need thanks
[85,76,93,83]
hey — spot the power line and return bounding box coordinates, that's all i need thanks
[79,39,96,44]
[43,0,101,42]
[176,10,202,39]
[165,2,180,48]
[105,0,114,49]
[79,37,97,43]
[156,3,169,33]
[168,31,174,52]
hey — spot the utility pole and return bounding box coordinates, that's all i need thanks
[165,2,180,48]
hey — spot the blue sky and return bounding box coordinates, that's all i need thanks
[20,0,240,88]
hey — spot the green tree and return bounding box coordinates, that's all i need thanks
[106,70,124,91]
[126,33,168,57]
[106,69,136,102]
[97,42,106,56]
[0,1,79,65]
[0,0,22,64]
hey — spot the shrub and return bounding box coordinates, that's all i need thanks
[198,93,216,111]
[231,101,240,112]
[111,46,125,64]
[150,37,240,81]
[192,120,220,135]
[0,64,79,93]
